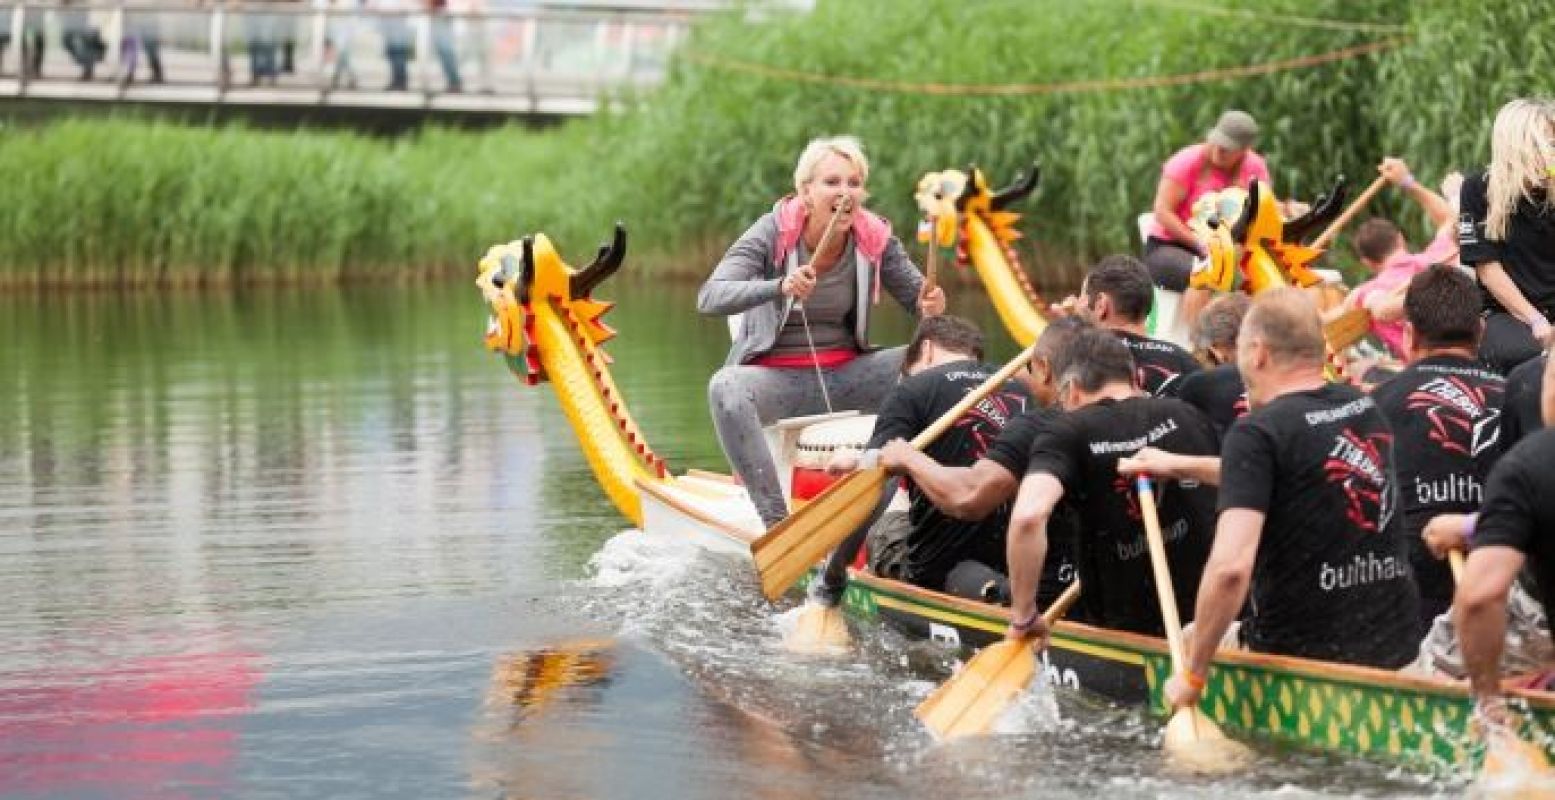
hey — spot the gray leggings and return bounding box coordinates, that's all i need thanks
[708,347,905,528]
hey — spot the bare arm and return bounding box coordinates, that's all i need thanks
[1005,473,1065,634]
[1380,158,1454,228]
[1364,285,1408,323]
[1152,177,1200,250]
[1455,545,1526,703]
[1183,508,1263,679]
[1117,447,1221,486]
[885,446,1018,521]
[1477,260,1546,329]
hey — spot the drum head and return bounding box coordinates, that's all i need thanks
[792,415,876,469]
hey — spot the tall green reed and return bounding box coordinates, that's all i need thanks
[2,0,1552,287]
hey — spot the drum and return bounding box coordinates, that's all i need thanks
[790,414,876,505]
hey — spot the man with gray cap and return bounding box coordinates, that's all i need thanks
[1143,111,1303,324]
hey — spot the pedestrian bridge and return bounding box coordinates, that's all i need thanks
[0,0,769,118]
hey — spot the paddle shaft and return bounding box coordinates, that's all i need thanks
[1039,580,1082,628]
[1449,548,1466,584]
[1137,476,1190,672]
[1311,175,1389,250]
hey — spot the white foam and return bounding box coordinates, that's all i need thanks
[989,670,1063,735]
[585,527,701,590]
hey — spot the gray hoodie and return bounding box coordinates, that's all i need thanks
[696,212,924,366]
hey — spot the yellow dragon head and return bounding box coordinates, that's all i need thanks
[1188,176,1346,296]
[476,224,625,385]
[914,162,1040,256]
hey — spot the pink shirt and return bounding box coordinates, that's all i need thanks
[1147,144,1271,241]
[1350,227,1459,357]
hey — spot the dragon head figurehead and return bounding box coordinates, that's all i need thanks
[1188,177,1341,296]
[476,223,626,385]
[913,162,1040,254]
[914,169,967,248]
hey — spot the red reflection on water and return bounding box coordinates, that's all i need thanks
[0,651,260,798]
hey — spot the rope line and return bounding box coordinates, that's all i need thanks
[679,36,1410,97]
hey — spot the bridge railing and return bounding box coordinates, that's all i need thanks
[0,0,742,113]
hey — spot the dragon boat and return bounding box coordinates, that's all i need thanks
[475,210,1555,773]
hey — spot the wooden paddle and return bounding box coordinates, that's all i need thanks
[784,600,853,655]
[1310,175,1389,250]
[1136,474,1253,773]
[750,344,1039,601]
[914,581,1082,740]
[1444,548,1555,787]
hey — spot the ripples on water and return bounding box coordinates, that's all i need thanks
[472,528,1457,800]
[0,285,1465,798]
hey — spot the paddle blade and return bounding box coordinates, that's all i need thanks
[914,640,1036,741]
[1163,706,1255,774]
[782,603,852,656]
[750,468,886,602]
[1478,725,1555,798]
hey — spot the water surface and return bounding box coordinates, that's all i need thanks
[0,280,1458,798]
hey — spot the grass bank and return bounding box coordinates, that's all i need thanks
[2,0,1552,288]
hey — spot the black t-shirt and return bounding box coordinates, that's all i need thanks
[1116,330,1202,398]
[1371,355,1506,623]
[1502,355,1547,450]
[1177,363,1248,436]
[984,409,1080,609]
[1474,429,1555,622]
[868,360,1033,589]
[1218,383,1419,667]
[1024,396,1219,635]
[1459,172,1555,315]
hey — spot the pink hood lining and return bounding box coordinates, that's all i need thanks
[772,195,891,304]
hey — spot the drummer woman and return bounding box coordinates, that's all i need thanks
[1459,97,1555,373]
[697,136,946,529]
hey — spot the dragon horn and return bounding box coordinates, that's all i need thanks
[953,163,984,211]
[1281,174,1349,244]
[989,163,1041,210]
[570,222,628,299]
[1229,179,1261,244]
[518,236,535,306]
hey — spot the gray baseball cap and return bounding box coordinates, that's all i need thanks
[1207,110,1258,151]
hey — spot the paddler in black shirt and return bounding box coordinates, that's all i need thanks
[806,315,1033,605]
[1371,265,1506,630]
[1455,427,1555,715]
[1164,289,1420,714]
[1054,255,1202,397]
[1002,326,1218,644]
[1501,353,1548,450]
[875,317,1090,608]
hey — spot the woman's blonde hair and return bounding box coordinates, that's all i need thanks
[1486,98,1555,241]
[793,135,870,194]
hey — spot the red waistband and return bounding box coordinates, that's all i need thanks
[751,348,860,369]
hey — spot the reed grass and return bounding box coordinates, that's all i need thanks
[0,0,1551,288]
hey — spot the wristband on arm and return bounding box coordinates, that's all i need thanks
[1399,173,1417,191]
